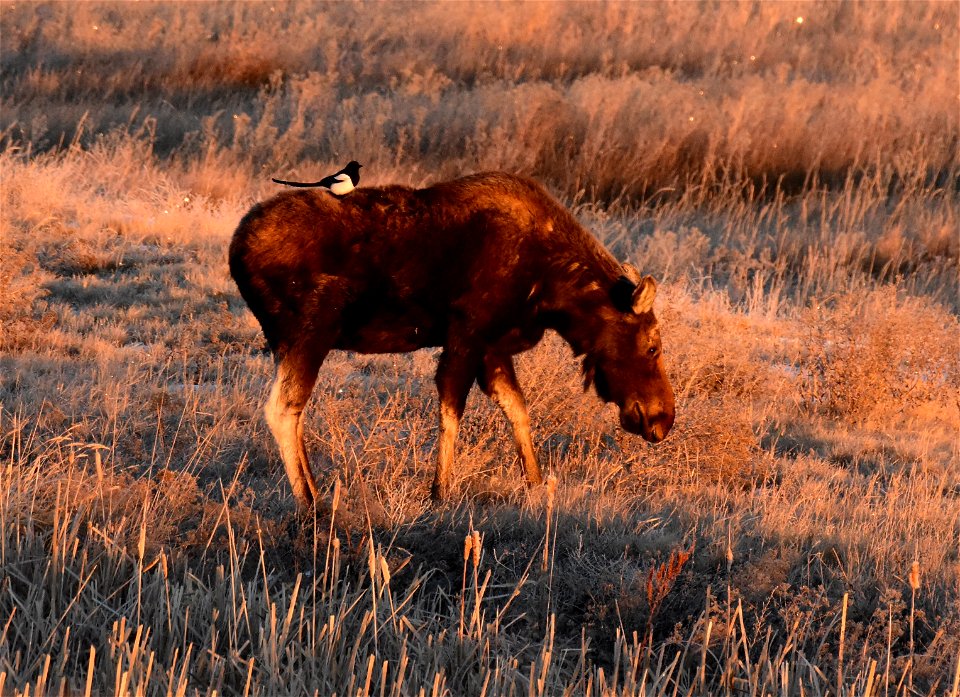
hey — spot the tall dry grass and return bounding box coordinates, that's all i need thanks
[1,2,959,695]
[2,2,956,192]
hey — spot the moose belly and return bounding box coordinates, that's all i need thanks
[336,305,445,353]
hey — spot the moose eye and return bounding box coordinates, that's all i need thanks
[647,345,659,357]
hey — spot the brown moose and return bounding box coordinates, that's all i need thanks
[229,172,675,507]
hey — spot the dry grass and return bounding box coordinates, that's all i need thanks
[1,2,959,695]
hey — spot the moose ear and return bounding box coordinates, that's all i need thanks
[610,275,636,313]
[632,275,657,314]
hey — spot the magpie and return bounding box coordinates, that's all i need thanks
[272,161,362,196]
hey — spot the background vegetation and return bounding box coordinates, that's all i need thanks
[1,2,958,695]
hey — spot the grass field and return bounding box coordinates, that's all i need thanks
[1,2,959,695]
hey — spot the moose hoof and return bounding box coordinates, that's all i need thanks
[290,484,318,511]
[430,480,449,502]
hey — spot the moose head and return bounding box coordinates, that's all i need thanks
[583,264,676,443]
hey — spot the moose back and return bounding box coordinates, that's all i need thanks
[229,172,675,506]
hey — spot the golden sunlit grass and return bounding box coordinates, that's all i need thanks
[1,2,958,695]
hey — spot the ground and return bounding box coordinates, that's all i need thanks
[1,3,958,695]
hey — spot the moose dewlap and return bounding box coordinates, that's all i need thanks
[229,172,675,506]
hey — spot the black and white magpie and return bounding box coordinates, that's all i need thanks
[272,161,363,196]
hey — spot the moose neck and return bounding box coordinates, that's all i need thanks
[529,206,627,356]
[539,261,619,358]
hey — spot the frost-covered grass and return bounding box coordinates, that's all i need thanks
[1,2,958,695]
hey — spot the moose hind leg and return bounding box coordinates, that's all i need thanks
[479,353,543,487]
[264,348,326,508]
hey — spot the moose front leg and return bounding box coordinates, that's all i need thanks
[431,348,480,501]
[479,353,543,488]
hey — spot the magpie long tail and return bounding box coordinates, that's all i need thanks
[271,178,325,188]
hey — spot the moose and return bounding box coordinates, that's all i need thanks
[229,172,675,507]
